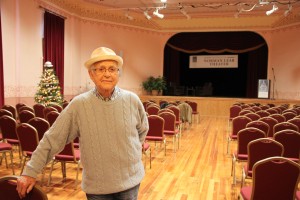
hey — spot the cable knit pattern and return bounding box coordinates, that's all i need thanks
[23,89,149,194]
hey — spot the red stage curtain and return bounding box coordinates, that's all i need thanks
[43,11,65,94]
[0,11,4,106]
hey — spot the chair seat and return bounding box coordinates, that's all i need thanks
[240,186,251,200]
[234,151,248,160]
[192,111,199,114]
[143,143,150,150]
[296,190,300,200]
[164,130,179,136]
[146,136,164,141]
[55,149,80,161]
[229,135,237,140]
[6,139,19,145]
[0,143,12,150]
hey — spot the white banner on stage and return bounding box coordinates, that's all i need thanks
[189,55,238,68]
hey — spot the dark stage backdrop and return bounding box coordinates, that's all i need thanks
[164,31,268,98]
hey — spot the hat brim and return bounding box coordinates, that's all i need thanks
[84,55,123,69]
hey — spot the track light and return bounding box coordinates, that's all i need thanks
[259,0,269,5]
[153,8,164,19]
[284,4,292,17]
[125,11,134,20]
[180,8,191,19]
[266,4,278,16]
[143,10,151,20]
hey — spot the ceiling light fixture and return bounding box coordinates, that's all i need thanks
[153,8,164,19]
[143,10,151,20]
[266,3,278,15]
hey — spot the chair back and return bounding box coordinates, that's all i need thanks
[146,115,164,138]
[287,118,300,132]
[265,108,278,115]
[187,101,198,114]
[259,105,269,110]
[269,113,286,123]
[247,138,284,177]
[56,142,80,162]
[0,175,48,200]
[16,123,39,154]
[62,102,69,109]
[167,106,181,123]
[282,109,298,115]
[237,127,266,156]
[274,130,300,161]
[45,111,60,126]
[259,117,278,138]
[19,106,35,114]
[19,110,35,123]
[229,105,242,120]
[244,113,260,121]
[239,110,252,116]
[49,104,63,113]
[158,112,176,132]
[2,105,17,119]
[246,120,269,137]
[157,108,174,115]
[146,105,160,115]
[0,115,18,141]
[15,103,27,114]
[43,107,58,120]
[28,117,50,141]
[231,116,252,138]
[33,103,46,118]
[0,109,13,118]
[282,112,297,121]
[251,106,262,112]
[273,122,299,134]
[250,157,300,200]
[255,110,270,118]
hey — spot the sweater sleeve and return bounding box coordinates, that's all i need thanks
[136,96,149,144]
[22,101,79,178]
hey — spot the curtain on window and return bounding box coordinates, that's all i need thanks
[0,11,4,106]
[43,11,65,94]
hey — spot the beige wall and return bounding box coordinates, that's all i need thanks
[1,0,300,107]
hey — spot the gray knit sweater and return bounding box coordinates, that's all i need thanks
[23,89,149,194]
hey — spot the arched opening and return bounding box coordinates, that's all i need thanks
[163,31,268,98]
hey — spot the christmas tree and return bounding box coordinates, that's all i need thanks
[34,61,64,106]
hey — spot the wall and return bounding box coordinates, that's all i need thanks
[1,0,300,107]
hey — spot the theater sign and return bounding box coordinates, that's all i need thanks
[189,55,238,68]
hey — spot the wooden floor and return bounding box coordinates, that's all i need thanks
[0,116,243,200]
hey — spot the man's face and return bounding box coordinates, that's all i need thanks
[88,60,119,94]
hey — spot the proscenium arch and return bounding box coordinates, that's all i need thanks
[163,31,268,98]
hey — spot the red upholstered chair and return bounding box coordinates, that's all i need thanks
[255,110,270,118]
[43,106,58,120]
[16,123,39,174]
[146,105,160,115]
[244,113,260,121]
[0,142,15,175]
[269,113,286,123]
[45,111,60,126]
[246,120,269,137]
[239,110,252,116]
[239,157,300,200]
[259,117,278,138]
[15,103,27,114]
[158,112,180,152]
[187,101,200,124]
[0,109,13,118]
[282,109,298,115]
[288,118,300,131]
[0,116,21,158]
[231,127,265,185]
[273,122,299,134]
[251,106,261,112]
[282,111,297,121]
[157,108,174,115]
[229,105,242,124]
[2,105,17,119]
[0,175,48,200]
[167,106,182,134]
[62,102,69,109]
[19,106,35,114]
[274,129,300,163]
[142,142,151,169]
[33,103,46,118]
[265,108,279,115]
[259,105,269,110]
[47,142,81,188]
[49,104,63,113]
[18,110,35,123]
[28,117,50,141]
[145,115,166,156]
[241,138,283,188]
[227,116,252,154]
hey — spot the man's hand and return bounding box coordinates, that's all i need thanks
[16,175,36,199]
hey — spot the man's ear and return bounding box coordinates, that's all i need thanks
[118,68,122,77]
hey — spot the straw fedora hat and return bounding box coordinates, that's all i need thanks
[84,47,123,69]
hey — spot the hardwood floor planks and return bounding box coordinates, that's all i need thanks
[0,116,244,199]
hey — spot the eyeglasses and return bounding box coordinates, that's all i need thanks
[91,67,119,75]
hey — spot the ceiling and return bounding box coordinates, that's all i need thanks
[42,0,300,31]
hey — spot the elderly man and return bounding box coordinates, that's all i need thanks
[17,47,149,200]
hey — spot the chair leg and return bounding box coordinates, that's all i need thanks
[47,160,55,186]
[232,155,236,185]
[75,161,80,189]
[9,150,15,175]
[20,156,27,175]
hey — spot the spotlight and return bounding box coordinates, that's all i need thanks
[153,8,164,19]
[125,11,134,20]
[180,8,191,19]
[161,0,167,3]
[143,10,151,20]
[284,4,292,17]
[259,0,269,5]
[266,4,278,16]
